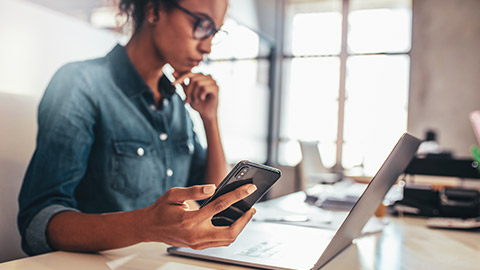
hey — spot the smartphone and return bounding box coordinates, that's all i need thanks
[200,160,282,226]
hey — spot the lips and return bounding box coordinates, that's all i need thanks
[188,59,202,66]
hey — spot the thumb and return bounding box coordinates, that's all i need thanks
[172,72,194,85]
[165,184,216,204]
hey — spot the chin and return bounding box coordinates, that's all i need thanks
[171,63,194,73]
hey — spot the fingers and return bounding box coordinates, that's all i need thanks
[153,186,257,250]
[172,71,193,85]
[191,241,232,250]
[192,208,256,249]
[172,72,217,104]
[185,79,217,105]
[163,185,216,204]
[184,200,201,211]
[184,75,217,104]
[198,184,257,220]
[229,208,256,236]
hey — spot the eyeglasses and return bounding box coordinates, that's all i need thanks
[172,3,228,43]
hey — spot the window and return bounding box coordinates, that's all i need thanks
[188,18,273,164]
[280,0,412,176]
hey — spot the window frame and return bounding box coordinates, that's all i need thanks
[276,0,412,171]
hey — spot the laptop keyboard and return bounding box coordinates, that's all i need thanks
[236,241,282,258]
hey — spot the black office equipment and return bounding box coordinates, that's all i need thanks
[439,188,480,218]
[404,157,480,179]
[392,157,480,218]
[393,183,440,216]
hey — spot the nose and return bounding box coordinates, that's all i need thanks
[198,36,213,55]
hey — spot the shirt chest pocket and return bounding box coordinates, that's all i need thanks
[111,141,160,198]
[168,138,195,187]
[174,139,195,155]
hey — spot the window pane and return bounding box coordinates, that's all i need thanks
[285,0,342,56]
[192,18,269,163]
[208,18,260,60]
[279,57,340,166]
[348,6,412,54]
[278,140,337,168]
[196,60,270,163]
[343,55,410,175]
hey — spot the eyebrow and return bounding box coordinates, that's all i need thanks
[195,12,212,20]
[189,11,222,30]
[173,3,221,28]
[197,12,224,29]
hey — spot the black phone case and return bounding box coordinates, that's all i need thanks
[200,160,282,226]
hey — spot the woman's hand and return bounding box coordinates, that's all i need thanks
[140,184,257,249]
[173,72,220,121]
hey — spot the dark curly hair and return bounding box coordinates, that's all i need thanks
[119,0,180,32]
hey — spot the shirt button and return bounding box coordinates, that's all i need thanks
[137,147,144,156]
[159,133,168,141]
[166,168,173,177]
[188,143,194,153]
[149,104,157,111]
[163,99,169,107]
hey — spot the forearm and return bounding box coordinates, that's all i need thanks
[47,208,147,252]
[202,116,227,186]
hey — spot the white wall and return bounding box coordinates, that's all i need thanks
[0,0,121,262]
[228,0,259,33]
[409,0,480,157]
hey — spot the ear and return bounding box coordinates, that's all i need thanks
[145,1,159,23]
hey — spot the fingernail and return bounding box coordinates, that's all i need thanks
[247,184,257,194]
[203,184,216,194]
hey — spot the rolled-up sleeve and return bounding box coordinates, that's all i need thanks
[17,63,96,255]
[25,205,79,255]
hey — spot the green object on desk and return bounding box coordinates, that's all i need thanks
[472,145,480,172]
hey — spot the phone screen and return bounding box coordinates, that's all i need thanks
[201,161,281,226]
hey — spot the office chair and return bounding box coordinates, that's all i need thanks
[298,140,342,188]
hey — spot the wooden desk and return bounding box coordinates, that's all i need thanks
[1,216,479,270]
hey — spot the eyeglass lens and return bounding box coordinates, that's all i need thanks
[193,18,216,40]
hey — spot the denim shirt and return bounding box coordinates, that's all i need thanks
[17,45,207,255]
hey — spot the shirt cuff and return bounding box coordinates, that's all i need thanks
[25,204,79,255]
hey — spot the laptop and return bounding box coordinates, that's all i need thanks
[168,133,421,270]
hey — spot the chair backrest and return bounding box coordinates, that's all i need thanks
[0,93,39,262]
[297,140,342,187]
[298,140,330,175]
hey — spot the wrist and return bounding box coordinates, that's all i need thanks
[201,115,218,127]
[131,207,152,242]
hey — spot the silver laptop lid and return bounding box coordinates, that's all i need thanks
[313,133,421,269]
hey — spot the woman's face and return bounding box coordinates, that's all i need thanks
[151,0,228,73]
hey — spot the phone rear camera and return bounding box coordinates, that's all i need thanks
[235,166,249,179]
[235,166,248,179]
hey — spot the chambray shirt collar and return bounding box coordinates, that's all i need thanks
[107,44,176,99]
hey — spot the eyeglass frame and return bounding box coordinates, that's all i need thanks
[171,2,227,41]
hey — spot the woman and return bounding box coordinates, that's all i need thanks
[18,0,257,255]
